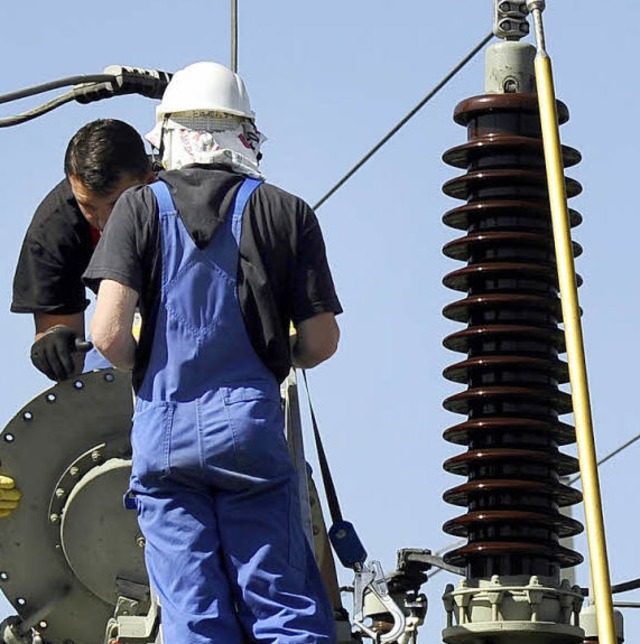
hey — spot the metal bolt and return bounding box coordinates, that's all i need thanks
[91,450,102,463]
[503,78,519,93]
[69,466,79,477]
[49,514,59,524]
[136,535,146,548]
[55,488,65,498]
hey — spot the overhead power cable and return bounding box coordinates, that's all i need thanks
[312,32,494,211]
[567,431,640,486]
[0,92,75,128]
[0,74,115,106]
[0,66,172,128]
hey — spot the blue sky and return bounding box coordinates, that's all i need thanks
[1,1,639,641]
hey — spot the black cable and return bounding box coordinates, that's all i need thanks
[0,92,75,128]
[0,74,115,106]
[312,32,494,211]
[612,602,640,609]
[611,578,640,595]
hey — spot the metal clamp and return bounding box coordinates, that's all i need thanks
[493,0,530,40]
[352,561,407,643]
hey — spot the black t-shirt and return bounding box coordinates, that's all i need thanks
[83,166,342,389]
[12,179,96,315]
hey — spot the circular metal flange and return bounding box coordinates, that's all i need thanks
[0,369,143,644]
[60,458,147,606]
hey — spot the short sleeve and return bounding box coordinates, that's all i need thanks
[83,186,156,294]
[291,203,343,323]
[11,181,92,315]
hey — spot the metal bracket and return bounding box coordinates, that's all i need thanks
[397,548,464,577]
[493,0,530,40]
[103,593,160,644]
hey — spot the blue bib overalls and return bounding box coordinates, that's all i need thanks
[128,179,335,643]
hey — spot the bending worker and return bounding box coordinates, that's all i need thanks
[12,119,154,382]
[2,120,155,518]
[85,62,343,642]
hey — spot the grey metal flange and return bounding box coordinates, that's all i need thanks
[0,370,148,644]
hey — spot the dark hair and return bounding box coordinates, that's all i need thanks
[64,119,151,195]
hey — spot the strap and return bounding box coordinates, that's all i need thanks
[301,370,344,525]
[231,177,262,244]
[149,180,177,216]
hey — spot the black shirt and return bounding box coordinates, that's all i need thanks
[83,166,342,388]
[12,180,96,315]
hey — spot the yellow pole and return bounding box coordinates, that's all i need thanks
[528,5,617,644]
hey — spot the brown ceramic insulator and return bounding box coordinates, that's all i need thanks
[443,200,582,233]
[443,385,573,416]
[441,91,584,576]
[443,355,569,385]
[443,509,584,539]
[443,135,581,170]
[444,417,576,448]
[443,478,582,509]
[444,541,583,576]
[443,416,576,448]
[443,293,562,325]
[442,231,582,263]
[443,324,565,355]
[443,448,578,478]
[442,168,582,202]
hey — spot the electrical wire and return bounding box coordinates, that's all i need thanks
[567,431,640,486]
[611,578,640,595]
[0,91,75,128]
[312,31,494,211]
[0,74,115,106]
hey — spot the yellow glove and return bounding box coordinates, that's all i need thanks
[0,475,21,518]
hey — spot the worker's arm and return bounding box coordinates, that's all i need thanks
[291,312,340,369]
[90,279,138,371]
[30,311,88,381]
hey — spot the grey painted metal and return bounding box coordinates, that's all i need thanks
[283,369,314,547]
[581,603,625,642]
[485,40,536,94]
[493,0,530,40]
[442,576,585,644]
[230,0,238,72]
[61,459,147,606]
[0,369,145,644]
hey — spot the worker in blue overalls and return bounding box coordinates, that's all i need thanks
[86,62,342,642]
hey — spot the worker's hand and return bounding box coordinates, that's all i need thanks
[30,325,91,381]
[0,475,21,518]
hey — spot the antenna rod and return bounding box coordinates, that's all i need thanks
[231,0,238,72]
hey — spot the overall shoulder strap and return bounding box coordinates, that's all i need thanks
[148,180,177,216]
[231,177,262,243]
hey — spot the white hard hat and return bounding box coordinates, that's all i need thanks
[157,61,254,120]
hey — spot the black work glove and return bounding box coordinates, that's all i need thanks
[30,326,92,382]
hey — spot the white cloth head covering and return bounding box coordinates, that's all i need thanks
[145,111,266,178]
